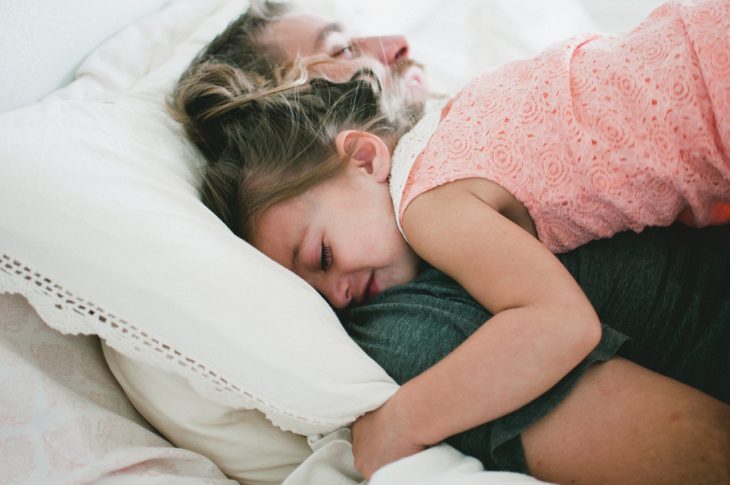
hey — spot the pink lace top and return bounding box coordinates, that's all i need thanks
[392,0,730,253]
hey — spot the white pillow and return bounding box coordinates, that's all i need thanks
[102,342,310,484]
[0,0,397,435]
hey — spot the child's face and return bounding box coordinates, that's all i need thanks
[252,164,420,310]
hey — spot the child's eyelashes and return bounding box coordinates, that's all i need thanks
[320,242,332,272]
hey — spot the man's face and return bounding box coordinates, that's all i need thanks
[260,13,428,102]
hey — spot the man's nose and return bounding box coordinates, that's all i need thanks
[352,35,409,66]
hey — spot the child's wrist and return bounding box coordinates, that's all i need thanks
[392,381,440,448]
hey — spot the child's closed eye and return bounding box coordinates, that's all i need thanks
[321,242,332,272]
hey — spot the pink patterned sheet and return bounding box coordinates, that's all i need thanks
[0,293,235,485]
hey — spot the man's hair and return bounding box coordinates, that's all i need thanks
[170,0,290,161]
[195,0,289,74]
[176,60,408,239]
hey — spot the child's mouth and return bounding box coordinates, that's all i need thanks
[366,273,379,300]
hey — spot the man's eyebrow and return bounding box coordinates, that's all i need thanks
[315,22,345,49]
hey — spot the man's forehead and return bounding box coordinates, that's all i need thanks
[314,22,345,48]
[262,13,350,58]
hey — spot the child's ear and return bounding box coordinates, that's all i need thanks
[334,130,391,183]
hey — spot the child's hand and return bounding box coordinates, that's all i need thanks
[351,395,427,480]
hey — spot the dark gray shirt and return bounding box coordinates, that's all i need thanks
[343,224,730,472]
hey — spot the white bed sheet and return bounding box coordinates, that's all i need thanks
[0,293,235,484]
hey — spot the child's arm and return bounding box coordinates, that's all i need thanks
[351,178,602,478]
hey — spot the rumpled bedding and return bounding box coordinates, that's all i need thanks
[0,293,235,484]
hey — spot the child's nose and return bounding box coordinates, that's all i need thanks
[327,275,352,309]
[352,35,410,66]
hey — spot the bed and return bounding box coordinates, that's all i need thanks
[0,1,666,483]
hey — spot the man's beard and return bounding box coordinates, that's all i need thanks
[383,58,428,135]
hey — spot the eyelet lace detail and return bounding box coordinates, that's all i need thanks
[0,253,344,433]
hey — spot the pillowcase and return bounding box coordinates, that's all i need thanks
[102,342,310,484]
[0,0,397,436]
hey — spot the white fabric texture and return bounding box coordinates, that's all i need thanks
[0,0,398,435]
[372,446,547,485]
[0,0,172,113]
[102,343,311,485]
[0,293,235,484]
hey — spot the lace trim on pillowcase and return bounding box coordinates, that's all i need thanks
[0,253,344,434]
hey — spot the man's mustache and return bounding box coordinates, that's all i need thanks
[394,58,425,76]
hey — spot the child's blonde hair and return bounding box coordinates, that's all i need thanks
[172,56,422,239]
[170,3,424,239]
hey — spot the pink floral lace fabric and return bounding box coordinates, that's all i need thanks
[399,0,730,253]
